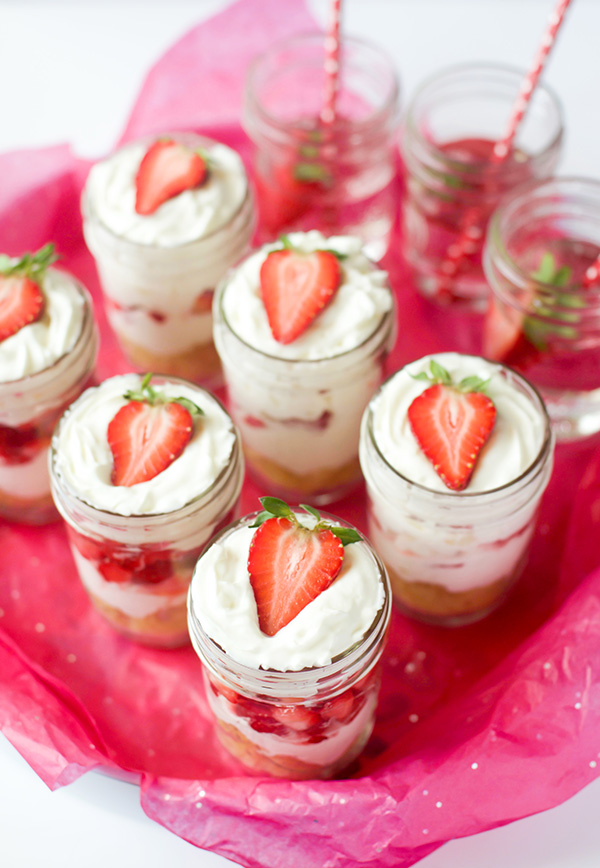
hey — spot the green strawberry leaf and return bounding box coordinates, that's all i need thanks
[259,496,293,518]
[329,527,362,546]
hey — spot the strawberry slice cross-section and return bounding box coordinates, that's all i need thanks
[259,238,342,344]
[407,361,497,492]
[135,138,208,216]
[0,243,56,342]
[247,498,361,636]
[107,373,203,487]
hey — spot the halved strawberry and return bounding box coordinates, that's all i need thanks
[247,498,360,636]
[107,373,203,487]
[0,244,56,342]
[407,361,497,492]
[259,240,341,344]
[135,138,207,216]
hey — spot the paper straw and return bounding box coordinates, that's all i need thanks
[583,256,600,288]
[320,0,343,125]
[436,0,573,294]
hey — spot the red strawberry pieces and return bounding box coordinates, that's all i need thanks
[408,382,497,492]
[259,245,341,344]
[483,295,540,369]
[135,138,207,216]
[248,516,344,636]
[108,398,193,487]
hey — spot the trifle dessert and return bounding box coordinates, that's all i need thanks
[50,373,243,647]
[360,353,554,625]
[401,63,563,308]
[82,133,254,383]
[0,244,97,524]
[483,177,600,440]
[188,497,391,779]
[213,231,395,503]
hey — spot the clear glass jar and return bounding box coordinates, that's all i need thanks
[402,63,563,309]
[213,250,396,505]
[0,281,97,524]
[187,512,391,780]
[244,33,400,261]
[49,380,244,648]
[82,133,254,385]
[359,357,554,626]
[483,176,600,440]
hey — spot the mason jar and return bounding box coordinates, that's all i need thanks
[244,33,400,261]
[483,176,600,440]
[402,63,563,309]
[49,375,244,648]
[0,275,97,524]
[359,353,554,626]
[188,510,391,779]
[82,132,254,385]
[212,232,396,504]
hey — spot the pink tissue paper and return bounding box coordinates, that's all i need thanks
[2,1,600,866]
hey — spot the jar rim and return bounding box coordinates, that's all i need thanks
[486,175,600,300]
[187,509,392,699]
[405,61,564,171]
[366,355,553,500]
[50,375,243,523]
[244,30,400,135]
[81,131,252,251]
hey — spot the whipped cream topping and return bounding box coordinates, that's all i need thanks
[52,374,236,516]
[370,353,546,493]
[84,138,248,247]
[190,514,385,671]
[221,231,393,360]
[0,267,85,383]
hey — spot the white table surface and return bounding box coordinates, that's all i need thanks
[1,1,599,866]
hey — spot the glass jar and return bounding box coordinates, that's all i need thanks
[483,176,600,440]
[244,33,400,261]
[49,378,244,648]
[359,355,554,626]
[213,238,396,505]
[187,512,392,780]
[0,281,97,524]
[82,133,254,385]
[402,63,563,309]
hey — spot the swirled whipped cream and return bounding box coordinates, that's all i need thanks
[189,514,385,671]
[84,138,248,246]
[221,231,393,360]
[0,267,85,383]
[52,374,236,515]
[370,353,546,493]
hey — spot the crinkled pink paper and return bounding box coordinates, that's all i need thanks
[2,1,600,866]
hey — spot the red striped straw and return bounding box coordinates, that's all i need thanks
[436,0,573,295]
[583,255,600,288]
[320,0,343,125]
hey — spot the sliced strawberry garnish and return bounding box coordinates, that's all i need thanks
[247,499,360,637]
[135,138,207,216]
[259,241,341,344]
[107,373,202,487]
[0,244,56,342]
[407,362,497,492]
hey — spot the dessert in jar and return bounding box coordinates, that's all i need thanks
[0,244,97,524]
[359,353,554,626]
[82,133,254,383]
[244,33,400,261]
[401,63,563,309]
[50,373,244,648]
[483,176,600,440]
[213,231,395,504]
[188,498,391,779]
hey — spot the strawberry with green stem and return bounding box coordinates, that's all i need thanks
[107,373,204,487]
[259,235,345,344]
[408,359,497,492]
[135,138,209,216]
[0,243,57,342]
[247,497,361,636]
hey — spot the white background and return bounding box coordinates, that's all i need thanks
[1,1,599,866]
